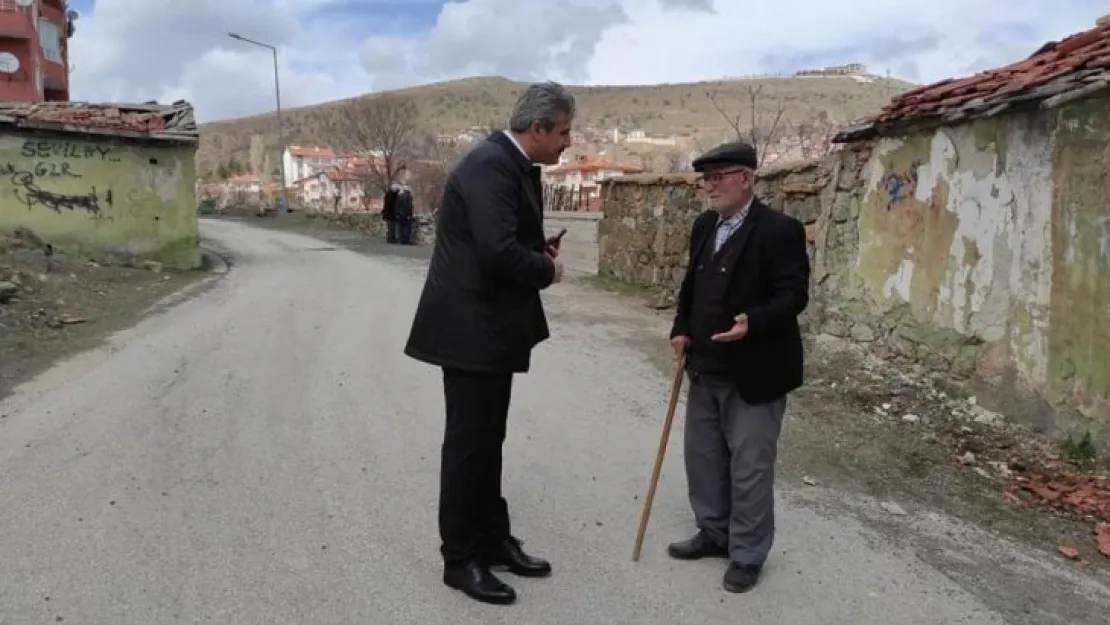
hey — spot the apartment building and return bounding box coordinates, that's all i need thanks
[0,0,74,102]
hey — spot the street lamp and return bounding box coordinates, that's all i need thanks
[228,32,289,214]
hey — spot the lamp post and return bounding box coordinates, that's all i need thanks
[228,32,288,214]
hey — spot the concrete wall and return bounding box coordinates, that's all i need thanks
[0,130,200,268]
[597,94,1110,426]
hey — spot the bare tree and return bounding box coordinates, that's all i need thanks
[705,85,788,167]
[788,110,838,160]
[406,134,465,215]
[321,94,421,195]
[664,148,688,172]
[248,134,266,175]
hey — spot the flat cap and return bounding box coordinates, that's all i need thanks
[691,141,758,171]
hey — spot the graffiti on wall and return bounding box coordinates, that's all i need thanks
[4,139,116,217]
[882,160,920,210]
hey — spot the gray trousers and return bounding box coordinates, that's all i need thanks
[684,373,786,568]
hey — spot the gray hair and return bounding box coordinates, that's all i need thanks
[508,81,576,132]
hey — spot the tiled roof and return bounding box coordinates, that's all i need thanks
[0,100,197,143]
[288,146,337,158]
[546,156,644,175]
[834,17,1110,142]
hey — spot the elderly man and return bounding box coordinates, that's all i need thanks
[667,141,810,593]
[404,82,574,606]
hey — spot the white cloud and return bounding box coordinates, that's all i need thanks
[66,0,1109,122]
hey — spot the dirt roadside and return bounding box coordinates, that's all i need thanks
[240,212,1110,573]
[0,227,216,401]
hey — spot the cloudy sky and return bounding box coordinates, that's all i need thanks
[66,0,1108,123]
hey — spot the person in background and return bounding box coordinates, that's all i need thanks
[666,141,811,594]
[403,81,574,606]
[382,182,398,243]
[393,166,415,245]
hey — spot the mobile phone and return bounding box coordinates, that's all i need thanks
[552,228,567,242]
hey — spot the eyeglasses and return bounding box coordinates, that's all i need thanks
[696,168,750,187]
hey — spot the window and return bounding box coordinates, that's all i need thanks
[39,19,61,64]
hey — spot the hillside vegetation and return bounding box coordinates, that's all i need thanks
[195,74,916,178]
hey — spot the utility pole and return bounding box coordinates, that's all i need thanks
[228,32,288,214]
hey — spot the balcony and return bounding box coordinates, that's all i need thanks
[0,8,31,40]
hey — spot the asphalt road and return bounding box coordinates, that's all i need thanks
[0,218,1104,624]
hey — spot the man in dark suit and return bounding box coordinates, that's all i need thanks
[666,142,811,594]
[392,165,415,245]
[403,82,574,606]
[381,185,398,243]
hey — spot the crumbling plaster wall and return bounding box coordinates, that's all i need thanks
[597,95,1110,424]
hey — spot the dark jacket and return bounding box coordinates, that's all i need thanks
[404,132,555,373]
[382,188,397,221]
[393,186,414,220]
[670,199,811,403]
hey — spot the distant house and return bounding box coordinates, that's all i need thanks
[294,157,388,213]
[225,173,262,194]
[543,155,643,211]
[280,145,359,188]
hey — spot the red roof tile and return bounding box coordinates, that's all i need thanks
[0,100,196,140]
[845,18,1110,136]
[546,156,643,175]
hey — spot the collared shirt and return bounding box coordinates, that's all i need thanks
[502,130,534,164]
[713,197,753,253]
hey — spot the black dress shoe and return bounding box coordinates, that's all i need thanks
[443,561,516,605]
[666,531,728,560]
[483,538,552,578]
[722,563,761,593]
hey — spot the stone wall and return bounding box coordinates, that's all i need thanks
[304,211,436,245]
[597,148,869,325]
[598,93,1110,426]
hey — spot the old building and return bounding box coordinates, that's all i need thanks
[0,0,74,102]
[0,100,201,268]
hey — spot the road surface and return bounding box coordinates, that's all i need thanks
[0,218,1105,624]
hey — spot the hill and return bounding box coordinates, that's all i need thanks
[195,74,916,178]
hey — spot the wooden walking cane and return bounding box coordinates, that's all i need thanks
[632,354,686,562]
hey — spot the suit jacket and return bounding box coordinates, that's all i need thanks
[670,199,811,403]
[393,184,414,219]
[404,132,554,373]
[382,188,397,221]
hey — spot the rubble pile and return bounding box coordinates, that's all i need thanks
[807,337,1109,560]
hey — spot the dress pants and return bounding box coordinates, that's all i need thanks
[439,367,514,567]
[684,373,786,568]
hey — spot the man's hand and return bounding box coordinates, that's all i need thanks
[548,253,564,283]
[545,230,567,258]
[710,314,748,342]
[670,335,691,360]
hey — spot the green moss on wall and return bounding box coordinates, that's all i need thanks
[1047,96,1110,411]
[0,131,200,269]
